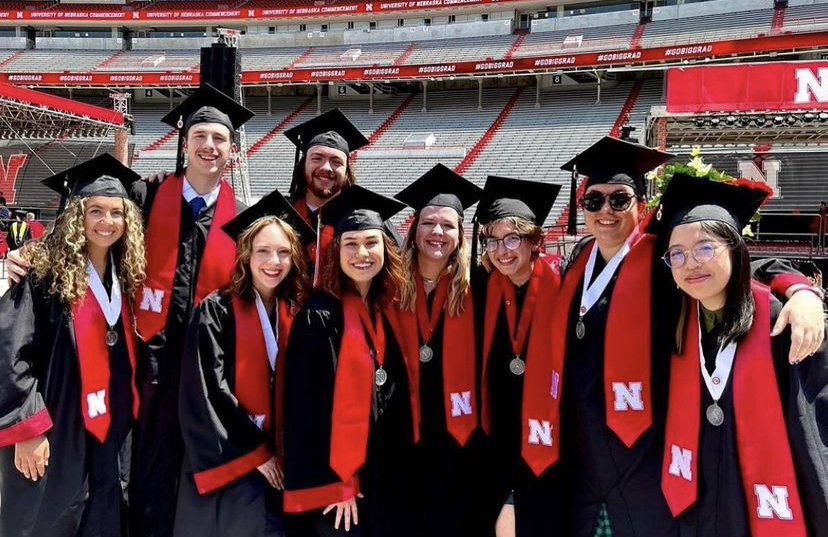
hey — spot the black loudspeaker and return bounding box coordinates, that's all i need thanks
[200,44,241,101]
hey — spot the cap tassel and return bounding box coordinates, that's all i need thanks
[175,129,186,176]
[289,135,302,200]
[566,166,578,236]
[471,217,481,268]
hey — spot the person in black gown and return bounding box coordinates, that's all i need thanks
[0,154,144,537]
[472,175,571,537]
[282,186,418,537]
[174,189,315,537]
[649,173,828,537]
[393,164,488,537]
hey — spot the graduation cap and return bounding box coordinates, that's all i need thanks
[474,175,561,227]
[645,173,772,238]
[319,185,407,236]
[161,83,254,176]
[394,164,482,215]
[561,137,674,234]
[222,188,316,245]
[41,153,140,211]
[283,109,369,198]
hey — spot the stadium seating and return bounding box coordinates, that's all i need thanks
[784,3,828,32]
[96,50,199,72]
[514,23,637,57]
[0,50,111,72]
[639,8,773,47]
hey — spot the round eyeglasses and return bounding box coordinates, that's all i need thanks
[481,233,525,252]
[663,241,727,269]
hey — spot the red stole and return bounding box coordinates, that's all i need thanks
[661,283,806,537]
[72,287,139,442]
[231,294,293,437]
[549,235,654,448]
[329,292,419,482]
[397,274,478,446]
[481,256,562,475]
[293,198,334,288]
[136,174,237,339]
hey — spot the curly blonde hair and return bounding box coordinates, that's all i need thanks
[399,210,471,317]
[321,230,408,306]
[229,216,310,312]
[25,196,146,306]
[479,216,543,273]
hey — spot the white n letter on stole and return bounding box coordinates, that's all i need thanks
[140,287,165,313]
[87,390,107,418]
[668,444,693,481]
[527,419,553,446]
[755,485,794,520]
[612,381,644,411]
[450,391,473,417]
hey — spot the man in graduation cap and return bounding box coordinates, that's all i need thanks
[6,209,32,251]
[128,83,254,537]
[283,108,370,285]
[548,136,825,537]
[0,154,144,537]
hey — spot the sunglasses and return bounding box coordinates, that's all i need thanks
[580,191,637,212]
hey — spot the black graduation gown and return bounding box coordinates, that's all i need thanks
[472,267,573,537]
[128,181,244,537]
[0,271,134,537]
[282,290,416,537]
[676,298,828,537]
[412,291,490,537]
[6,220,32,250]
[174,291,285,537]
[559,248,676,537]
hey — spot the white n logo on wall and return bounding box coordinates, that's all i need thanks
[737,159,781,199]
[450,391,473,417]
[668,444,693,481]
[527,419,553,446]
[794,68,828,104]
[87,390,107,418]
[754,484,794,520]
[612,381,644,411]
[140,287,165,313]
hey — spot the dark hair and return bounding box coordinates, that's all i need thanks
[699,220,754,347]
[321,230,407,306]
[289,153,357,201]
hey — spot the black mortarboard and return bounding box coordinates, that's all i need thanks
[645,173,772,238]
[284,109,369,199]
[474,176,561,227]
[561,136,674,234]
[41,153,140,211]
[161,83,254,175]
[319,185,406,236]
[222,188,316,245]
[394,164,482,215]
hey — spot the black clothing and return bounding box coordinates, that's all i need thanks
[6,220,32,251]
[0,272,133,537]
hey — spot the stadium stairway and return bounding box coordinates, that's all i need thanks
[770,3,787,35]
[245,96,314,157]
[0,51,23,69]
[630,23,646,49]
[503,34,527,61]
[354,92,418,160]
[394,43,418,66]
[285,47,314,70]
[95,51,125,70]
[455,87,524,176]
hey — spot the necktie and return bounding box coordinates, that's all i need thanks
[189,196,206,217]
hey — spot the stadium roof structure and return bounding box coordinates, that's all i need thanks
[0,82,127,139]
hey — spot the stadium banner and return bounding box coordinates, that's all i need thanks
[667,60,828,113]
[2,0,522,22]
[1,32,826,87]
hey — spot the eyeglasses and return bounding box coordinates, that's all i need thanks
[580,191,636,212]
[662,241,727,269]
[481,233,525,252]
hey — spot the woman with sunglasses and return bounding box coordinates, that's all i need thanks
[0,155,145,537]
[473,175,571,537]
[281,186,419,537]
[174,190,313,537]
[393,165,486,537]
[550,136,825,537]
[650,173,827,537]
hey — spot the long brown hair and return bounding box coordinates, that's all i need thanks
[399,210,471,316]
[229,216,310,311]
[321,230,407,305]
[25,195,145,306]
